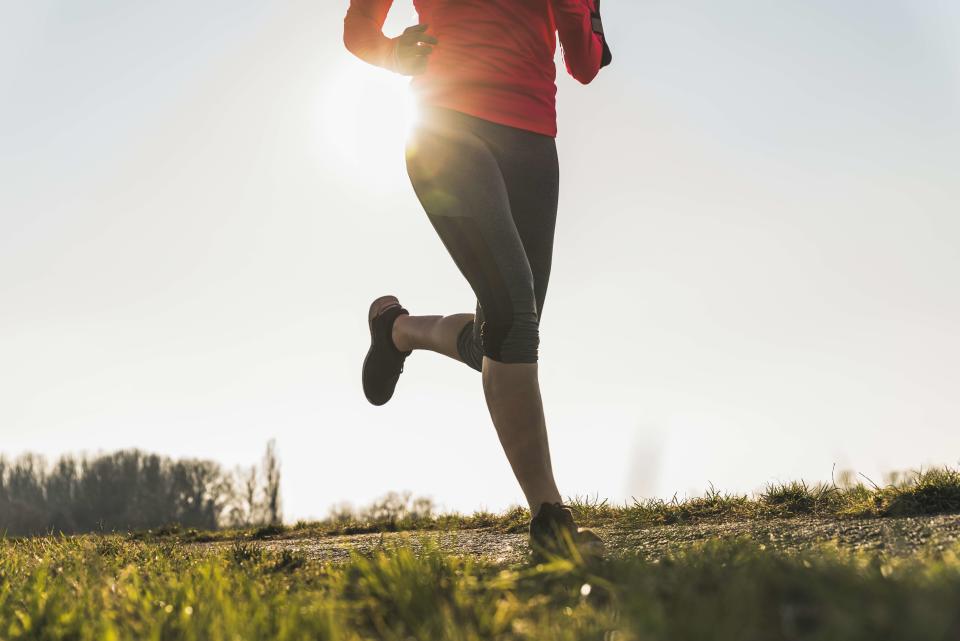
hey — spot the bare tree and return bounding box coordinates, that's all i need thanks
[262,439,282,526]
[243,464,261,525]
[0,443,281,535]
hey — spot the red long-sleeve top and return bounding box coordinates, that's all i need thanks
[343,0,604,137]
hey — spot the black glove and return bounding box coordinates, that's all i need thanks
[592,0,613,68]
[389,24,438,76]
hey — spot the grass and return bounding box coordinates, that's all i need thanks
[2,532,959,640]
[142,466,960,544]
[3,467,960,639]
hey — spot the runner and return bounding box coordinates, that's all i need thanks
[345,0,612,558]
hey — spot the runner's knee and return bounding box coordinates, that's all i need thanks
[480,311,539,364]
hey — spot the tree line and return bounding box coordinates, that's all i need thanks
[0,440,282,537]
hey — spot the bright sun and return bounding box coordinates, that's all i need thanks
[319,63,419,171]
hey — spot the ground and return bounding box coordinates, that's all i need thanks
[236,512,960,565]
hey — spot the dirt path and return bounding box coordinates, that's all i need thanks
[208,513,960,565]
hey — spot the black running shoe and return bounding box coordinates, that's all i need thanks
[529,502,605,562]
[362,295,412,406]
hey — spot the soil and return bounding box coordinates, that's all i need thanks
[206,513,960,565]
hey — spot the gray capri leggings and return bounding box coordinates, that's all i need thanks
[405,106,559,372]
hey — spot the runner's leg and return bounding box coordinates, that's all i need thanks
[391,312,474,361]
[405,109,562,510]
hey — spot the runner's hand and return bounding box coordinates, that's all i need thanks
[390,24,437,76]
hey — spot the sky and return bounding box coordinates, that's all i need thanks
[1,0,958,521]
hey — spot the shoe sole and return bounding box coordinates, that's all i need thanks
[362,295,402,406]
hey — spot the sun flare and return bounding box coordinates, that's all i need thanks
[319,63,419,169]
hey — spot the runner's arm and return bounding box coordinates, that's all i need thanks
[552,0,605,84]
[343,0,396,70]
